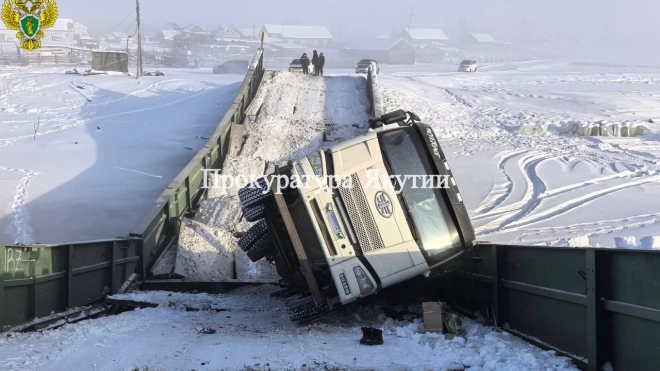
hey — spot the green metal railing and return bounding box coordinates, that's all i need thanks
[0,240,138,331]
[452,244,660,371]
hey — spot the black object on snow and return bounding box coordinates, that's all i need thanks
[360,327,384,346]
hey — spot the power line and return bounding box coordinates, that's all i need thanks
[99,10,135,39]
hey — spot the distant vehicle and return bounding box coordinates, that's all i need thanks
[355,59,379,74]
[213,60,249,74]
[144,71,165,76]
[288,59,305,73]
[459,60,477,72]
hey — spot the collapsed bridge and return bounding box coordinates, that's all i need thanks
[0,50,658,371]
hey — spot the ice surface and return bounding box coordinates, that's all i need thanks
[377,60,660,247]
[0,67,243,244]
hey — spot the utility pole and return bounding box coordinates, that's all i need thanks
[406,7,417,32]
[136,0,143,79]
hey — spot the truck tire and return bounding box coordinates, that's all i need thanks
[246,233,274,262]
[243,204,266,222]
[287,295,333,323]
[238,181,272,210]
[237,220,269,252]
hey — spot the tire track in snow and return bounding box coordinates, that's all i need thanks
[477,153,551,234]
[0,167,38,244]
[498,173,660,232]
[473,150,526,215]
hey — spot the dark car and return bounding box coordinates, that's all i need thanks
[355,59,379,74]
[213,60,249,74]
[288,59,305,73]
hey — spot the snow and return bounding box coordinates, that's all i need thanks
[376,60,660,248]
[176,70,370,281]
[0,67,244,244]
[263,25,333,39]
[0,286,578,371]
[405,28,449,41]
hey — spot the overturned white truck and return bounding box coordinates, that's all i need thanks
[237,110,478,322]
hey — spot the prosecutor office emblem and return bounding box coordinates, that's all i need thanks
[2,0,58,51]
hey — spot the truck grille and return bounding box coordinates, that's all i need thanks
[339,175,385,253]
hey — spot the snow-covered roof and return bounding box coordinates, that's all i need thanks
[181,24,207,34]
[160,30,181,40]
[51,18,74,31]
[342,38,414,51]
[215,27,240,38]
[73,23,88,31]
[263,24,333,39]
[405,28,449,41]
[472,33,497,43]
[162,22,183,31]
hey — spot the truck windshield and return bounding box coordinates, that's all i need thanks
[379,129,461,260]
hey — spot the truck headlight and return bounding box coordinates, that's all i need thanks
[353,266,374,295]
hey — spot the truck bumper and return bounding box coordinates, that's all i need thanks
[329,257,377,304]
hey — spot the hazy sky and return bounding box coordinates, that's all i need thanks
[54,0,658,44]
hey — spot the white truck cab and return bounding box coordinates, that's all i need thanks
[238,110,476,322]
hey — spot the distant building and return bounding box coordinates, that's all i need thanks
[262,24,333,47]
[404,28,449,47]
[181,24,208,35]
[105,32,128,44]
[215,27,241,41]
[470,33,497,44]
[340,38,415,65]
[237,28,260,41]
[45,18,75,44]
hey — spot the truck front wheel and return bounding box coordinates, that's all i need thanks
[246,233,274,262]
[238,219,269,252]
[238,179,272,210]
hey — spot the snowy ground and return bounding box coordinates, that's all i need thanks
[0,286,579,371]
[0,67,243,244]
[375,60,660,248]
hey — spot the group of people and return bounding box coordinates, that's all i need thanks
[299,50,325,76]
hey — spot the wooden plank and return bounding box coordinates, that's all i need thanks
[270,177,323,304]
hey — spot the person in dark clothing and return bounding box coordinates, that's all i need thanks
[318,53,325,76]
[300,53,310,74]
[312,50,319,75]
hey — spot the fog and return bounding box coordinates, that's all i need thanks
[54,0,659,63]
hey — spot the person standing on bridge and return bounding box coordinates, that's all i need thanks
[312,50,319,75]
[318,53,325,76]
[300,53,310,75]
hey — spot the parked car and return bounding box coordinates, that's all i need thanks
[237,109,477,323]
[355,59,380,74]
[213,60,249,74]
[459,60,477,72]
[288,59,306,73]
